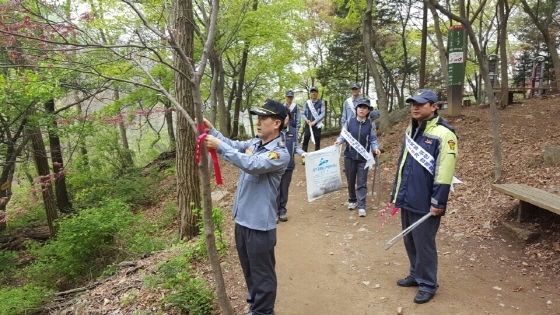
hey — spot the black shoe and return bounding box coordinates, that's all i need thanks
[414,291,434,304]
[397,276,418,287]
[278,214,288,222]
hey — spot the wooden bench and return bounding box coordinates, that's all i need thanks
[492,184,560,222]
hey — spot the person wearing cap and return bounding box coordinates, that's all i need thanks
[284,90,300,132]
[204,99,290,315]
[301,86,326,164]
[390,89,458,304]
[334,98,380,217]
[340,83,362,126]
[277,108,307,222]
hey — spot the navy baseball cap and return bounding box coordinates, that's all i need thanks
[309,86,318,92]
[250,99,287,120]
[356,98,373,110]
[406,89,438,104]
[285,90,294,97]
[351,83,361,89]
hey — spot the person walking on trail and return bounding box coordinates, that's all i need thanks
[334,98,381,218]
[301,86,325,165]
[390,89,458,304]
[203,99,290,315]
[284,90,300,132]
[340,83,362,126]
[277,108,306,223]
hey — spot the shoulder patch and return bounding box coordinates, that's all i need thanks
[269,151,280,160]
[448,139,456,150]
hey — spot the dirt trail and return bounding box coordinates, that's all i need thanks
[273,152,560,315]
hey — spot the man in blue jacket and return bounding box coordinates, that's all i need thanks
[390,89,458,304]
[277,109,306,222]
[301,86,325,165]
[204,99,290,315]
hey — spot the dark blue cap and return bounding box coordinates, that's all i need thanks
[356,98,373,110]
[309,86,318,92]
[285,90,294,97]
[250,99,287,120]
[406,89,438,104]
[351,83,361,89]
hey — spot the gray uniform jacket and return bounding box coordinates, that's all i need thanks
[210,128,290,231]
[340,96,361,126]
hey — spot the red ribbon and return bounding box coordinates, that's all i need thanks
[195,126,223,185]
[379,202,399,228]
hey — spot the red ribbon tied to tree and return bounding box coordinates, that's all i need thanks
[195,125,223,185]
[379,202,400,228]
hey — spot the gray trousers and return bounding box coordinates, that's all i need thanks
[344,157,369,209]
[401,209,441,294]
[235,224,277,315]
[277,169,294,216]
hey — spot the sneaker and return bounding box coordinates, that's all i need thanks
[358,209,366,217]
[348,202,357,210]
[397,276,418,287]
[414,291,434,304]
[278,214,288,222]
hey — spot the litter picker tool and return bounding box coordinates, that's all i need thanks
[371,155,381,199]
[382,212,432,250]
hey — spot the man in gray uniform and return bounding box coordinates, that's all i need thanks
[204,99,290,315]
[284,89,300,132]
[340,83,362,126]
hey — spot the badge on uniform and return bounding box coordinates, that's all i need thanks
[245,148,253,155]
[268,151,280,159]
[448,140,456,150]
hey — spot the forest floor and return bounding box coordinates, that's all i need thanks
[53,96,560,315]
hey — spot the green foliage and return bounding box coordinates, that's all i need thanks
[193,207,227,258]
[117,212,173,255]
[144,247,214,315]
[68,168,159,210]
[0,285,52,315]
[0,251,18,285]
[25,200,135,287]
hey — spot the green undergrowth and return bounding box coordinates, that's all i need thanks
[0,166,179,315]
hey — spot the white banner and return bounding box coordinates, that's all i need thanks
[305,145,343,202]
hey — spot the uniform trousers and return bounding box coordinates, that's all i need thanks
[276,169,294,216]
[302,125,321,152]
[235,223,277,315]
[400,209,441,294]
[344,157,369,209]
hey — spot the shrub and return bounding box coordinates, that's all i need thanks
[0,285,52,315]
[144,249,214,315]
[25,199,135,287]
[192,207,227,259]
[68,169,160,210]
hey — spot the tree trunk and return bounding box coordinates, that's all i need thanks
[27,124,58,236]
[163,99,176,150]
[114,90,134,168]
[75,100,89,168]
[173,0,201,240]
[44,99,72,213]
[231,0,258,139]
[430,0,502,180]
[419,1,428,88]
[428,1,449,88]
[374,45,402,107]
[362,0,390,133]
[497,0,509,108]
